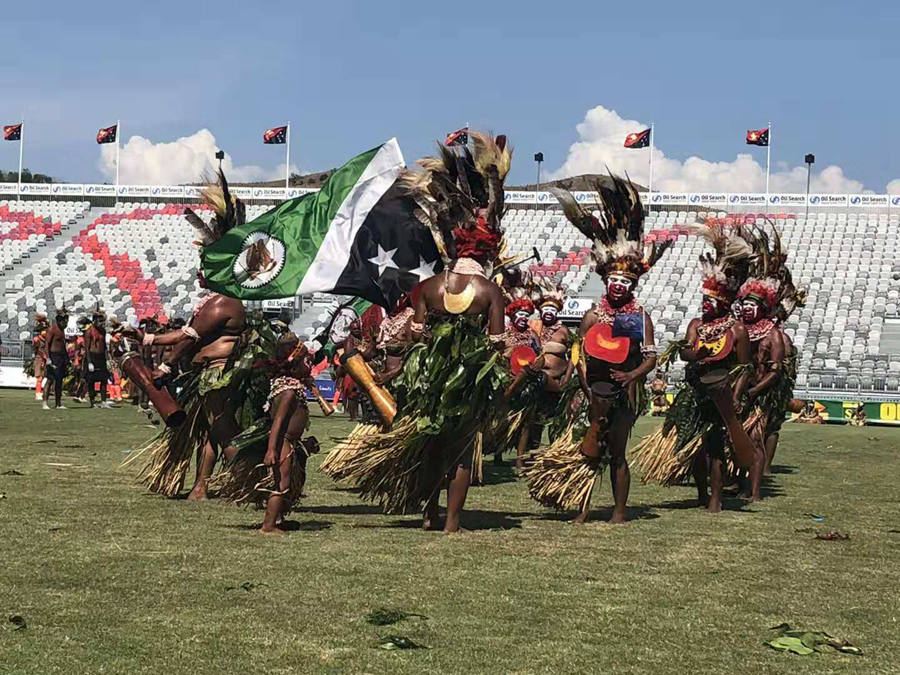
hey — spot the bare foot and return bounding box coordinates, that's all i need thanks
[187,488,209,501]
[609,511,628,524]
[570,512,590,525]
[259,526,285,535]
[442,526,470,535]
[422,517,441,531]
[706,500,722,514]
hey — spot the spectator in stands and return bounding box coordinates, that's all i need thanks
[85,308,113,408]
[42,309,69,410]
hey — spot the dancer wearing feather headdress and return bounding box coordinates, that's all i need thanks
[736,226,804,496]
[502,275,573,470]
[631,220,758,512]
[27,313,49,400]
[322,131,512,532]
[525,175,671,523]
[123,162,255,500]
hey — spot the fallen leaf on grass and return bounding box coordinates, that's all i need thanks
[44,463,73,467]
[225,581,267,592]
[815,531,850,541]
[767,624,862,656]
[8,615,26,631]
[365,609,428,626]
[0,492,7,500]
[1,470,25,476]
[377,636,428,650]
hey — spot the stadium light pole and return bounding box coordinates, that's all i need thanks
[804,153,815,221]
[534,152,543,192]
[285,121,291,190]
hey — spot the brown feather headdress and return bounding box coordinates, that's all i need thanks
[690,220,755,302]
[184,164,247,247]
[531,274,567,310]
[739,225,806,319]
[399,131,512,267]
[551,173,671,280]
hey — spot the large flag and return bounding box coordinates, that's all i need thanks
[3,124,22,141]
[97,124,118,144]
[746,128,769,146]
[624,128,651,148]
[445,126,469,146]
[201,139,443,309]
[263,125,288,144]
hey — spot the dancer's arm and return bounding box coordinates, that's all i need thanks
[731,322,752,407]
[265,390,297,467]
[748,331,785,401]
[679,319,710,362]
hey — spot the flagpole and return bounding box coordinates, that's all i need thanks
[115,120,121,207]
[285,121,291,190]
[16,117,24,205]
[765,120,771,199]
[648,122,654,215]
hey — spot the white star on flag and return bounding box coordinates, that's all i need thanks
[409,256,437,281]
[368,245,399,278]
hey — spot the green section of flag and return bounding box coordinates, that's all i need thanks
[201,144,382,300]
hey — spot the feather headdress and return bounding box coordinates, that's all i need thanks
[399,131,512,267]
[739,225,806,319]
[550,173,671,280]
[690,220,754,302]
[532,274,567,310]
[184,163,247,247]
[500,269,535,317]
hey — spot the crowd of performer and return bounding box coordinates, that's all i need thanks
[23,130,843,534]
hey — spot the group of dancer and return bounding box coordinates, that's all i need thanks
[34,130,808,533]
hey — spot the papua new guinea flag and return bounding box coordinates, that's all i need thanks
[200,139,443,309]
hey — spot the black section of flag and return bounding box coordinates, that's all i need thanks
[97,125,117,144]
[746,128,769,146]
[624,128,651,148]
[3,124,22,141]
[332,181,444,310]
[445,127,469,147]
[264,126,288,144]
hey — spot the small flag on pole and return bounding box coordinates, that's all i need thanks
[624,128,651,148]
[445,126,469,147]
[3,124,22,141]
[263,126,288,144]
[746,128,769,146]
[97,124,118,144]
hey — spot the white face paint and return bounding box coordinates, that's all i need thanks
[512,309,531,331]
[606,274,634,302]
[540,304,559,325]
[740,298,763,323]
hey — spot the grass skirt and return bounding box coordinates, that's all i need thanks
[320,316,507,514]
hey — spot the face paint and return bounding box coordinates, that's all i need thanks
[512,310,531,331]
[540,304,559,326]
[606,274,634,304]
[740,298,762,324]
[701,294,722,319]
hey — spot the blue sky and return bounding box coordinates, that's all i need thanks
[1,0,897,190]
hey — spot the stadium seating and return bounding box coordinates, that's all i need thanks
[2,198,899,394]
[0,200,87,274]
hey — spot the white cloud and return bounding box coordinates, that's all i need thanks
[98,128,299,185]
[549,106,891,194]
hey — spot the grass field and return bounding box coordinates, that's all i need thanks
[1,388,898,674]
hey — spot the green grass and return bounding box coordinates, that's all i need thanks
[1,388,898,674]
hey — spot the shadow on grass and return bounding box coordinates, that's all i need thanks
[532,505,661,523]
[223,519,334,532]
[769,464,797,475]
[299,503,384,516]
[379,509,526,531]
[479,463,519,486]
